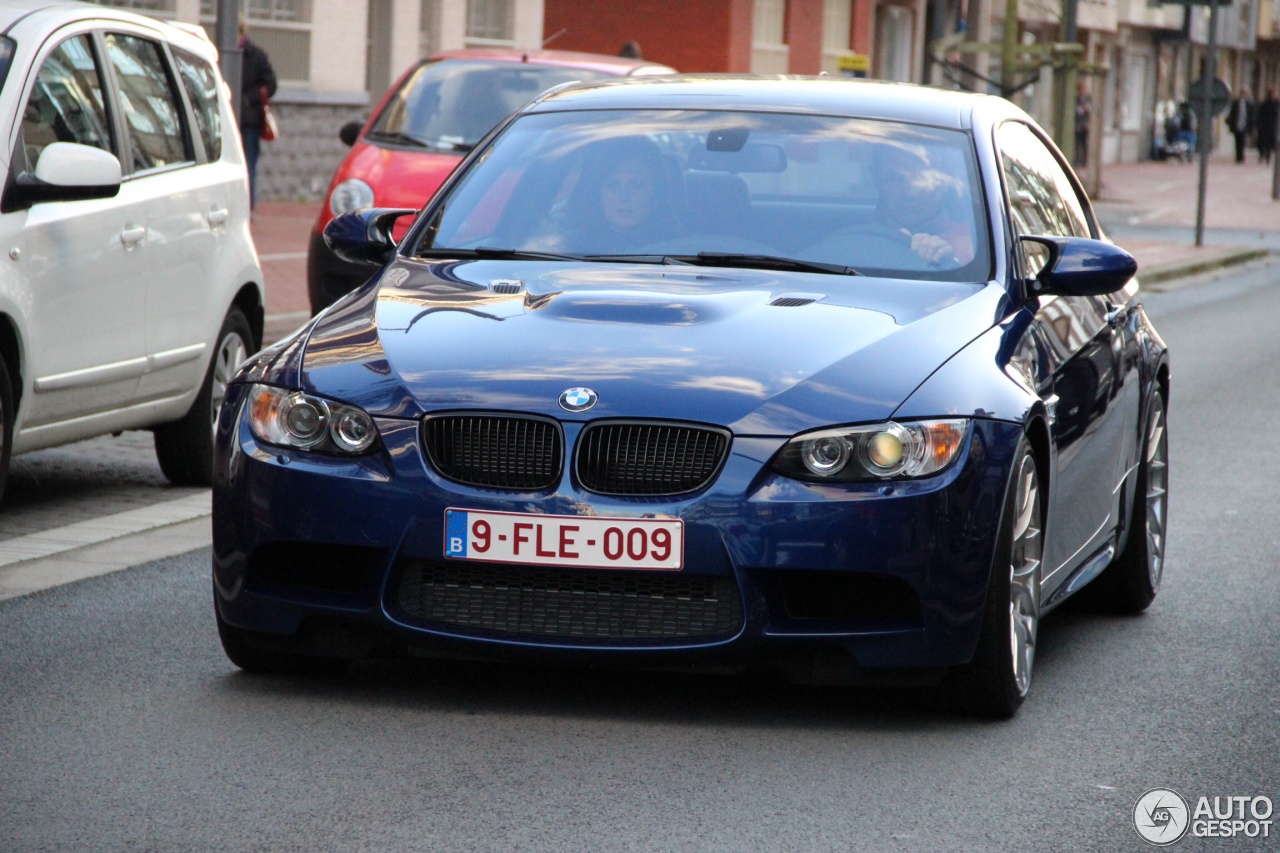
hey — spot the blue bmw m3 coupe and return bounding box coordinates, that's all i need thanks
[212,76,1169,717]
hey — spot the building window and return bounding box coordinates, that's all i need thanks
[199,0,312,84]
[84,0,177,16]
[467,0,514,46]
[822,0,853,74]
[752,0,789,74]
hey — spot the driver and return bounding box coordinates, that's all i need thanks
[872,143,975,267]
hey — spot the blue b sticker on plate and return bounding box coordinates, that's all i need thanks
[445,509,469,558]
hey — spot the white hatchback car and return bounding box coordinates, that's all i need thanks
[0,1,264,498]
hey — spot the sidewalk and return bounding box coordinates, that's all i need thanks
[250,151,1280,341]
[1091,150,1280,286]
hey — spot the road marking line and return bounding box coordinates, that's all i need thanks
[259,251,309,261]
[0,493,211,568]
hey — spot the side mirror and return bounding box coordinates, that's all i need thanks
[16,142,121,205]
[339,120,363,147]
[1020,235,1137,297]
[323,207,417,266]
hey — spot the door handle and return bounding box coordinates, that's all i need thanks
[207,208,229,226]
[120,225,146,246]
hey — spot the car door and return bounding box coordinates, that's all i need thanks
[8,28,147,433]
[99,29,213,404]
[996,121,1133,592]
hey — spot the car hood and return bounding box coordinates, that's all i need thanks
[325,141,462,235]
[297,260,1009,435]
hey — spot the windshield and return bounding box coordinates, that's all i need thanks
[367,59,608,152]
[413,108,992,281]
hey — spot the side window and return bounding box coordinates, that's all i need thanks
[104,33,190,172]
[21,34,113,167]
[997,121,1091,275]
[172,48,221,162]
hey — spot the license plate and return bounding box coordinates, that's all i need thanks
[444,509,683,571]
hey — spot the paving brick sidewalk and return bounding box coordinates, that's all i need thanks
[252,151,1280,342]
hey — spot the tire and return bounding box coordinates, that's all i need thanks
[0,351,13,505]
[215,605,349,676]
[1095,390,1169,614]
[948,437,1044,718]
[154,307,252,486]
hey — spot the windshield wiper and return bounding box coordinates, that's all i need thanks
[416,246,585,262]
[669,252,859,276]
[364,129,434,149]
[582,254,695,265]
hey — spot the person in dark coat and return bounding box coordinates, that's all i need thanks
[239,18,277,209]
[1225,86,1254,164]
[1257,87,1279,165]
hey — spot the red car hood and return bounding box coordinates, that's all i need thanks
[318,141,463,238]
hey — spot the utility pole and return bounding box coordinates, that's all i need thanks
[1055,0,1080,163]
[217,0,242,124]
[1194,0,1218,247]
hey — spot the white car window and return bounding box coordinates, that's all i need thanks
[21,34,113,166]
[104,33,190,172]
[172,47,221,162]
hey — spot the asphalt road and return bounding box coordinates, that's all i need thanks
[2,264,1280,851]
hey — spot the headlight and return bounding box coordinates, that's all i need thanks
[328,178,375,216]
[772,419,969,482]
[246,384,379,454]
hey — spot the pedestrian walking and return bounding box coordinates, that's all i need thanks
[1074,80,1091,167]
[239,17,277,209]
[1257,86,1279,165]
[1225,86,1254,164]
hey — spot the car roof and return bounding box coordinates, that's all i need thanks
[0,0,214,57]
[526,75,1015,130]
[427,47,676,77]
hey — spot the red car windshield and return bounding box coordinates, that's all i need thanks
[366,59,608,152]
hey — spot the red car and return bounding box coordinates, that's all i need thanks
[307,48,675,313]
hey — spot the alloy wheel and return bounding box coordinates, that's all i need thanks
[210,331,248,436]
[1144,394,1169,590]
[1008,452,1043,697]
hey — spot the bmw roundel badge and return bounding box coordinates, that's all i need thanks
[559,387,598,412]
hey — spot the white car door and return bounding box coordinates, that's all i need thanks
[100,30,211,405]
[11,29,147,438]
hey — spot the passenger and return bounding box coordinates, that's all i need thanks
[562,137,680,252]
[873,143,975,267]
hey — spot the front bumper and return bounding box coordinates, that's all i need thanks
[212,383,1022,677]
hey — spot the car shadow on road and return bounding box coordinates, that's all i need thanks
[208,595,1143,730]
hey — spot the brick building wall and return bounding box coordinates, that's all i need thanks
[543,0,755,72]
[544,0,837,75]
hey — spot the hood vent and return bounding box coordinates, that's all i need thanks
[771,293,824,307]
[489,279,525,294]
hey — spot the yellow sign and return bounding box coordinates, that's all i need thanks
[839,53,870,72]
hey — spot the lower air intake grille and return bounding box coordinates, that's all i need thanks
[394,561,743,643]
[423,413,562,490]
[575,421,730,496]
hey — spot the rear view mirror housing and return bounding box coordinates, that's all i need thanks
[339,120,364,147]
[1021,235,1138,297]
[15,142,121,206]
[323,207,418,266]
